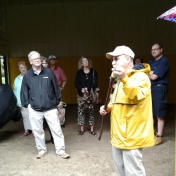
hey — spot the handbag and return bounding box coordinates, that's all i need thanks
[57,102,66,125]
[78,92,93,109]
[90,87,100,104]
[90,70,100,105]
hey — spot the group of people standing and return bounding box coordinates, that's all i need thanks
[13,42,169,176]
[13,52,98,160]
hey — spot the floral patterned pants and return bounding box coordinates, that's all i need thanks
[77,95,94,125]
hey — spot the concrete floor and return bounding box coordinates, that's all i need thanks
[0,104,175,176]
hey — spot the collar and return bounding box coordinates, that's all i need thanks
[32,66,43,75]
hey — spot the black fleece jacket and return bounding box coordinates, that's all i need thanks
[21,66,61,111]
[74,68,98,97]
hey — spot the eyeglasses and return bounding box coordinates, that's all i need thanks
[111,55,128,62]
[151,48,160,51]
[111,58,118,62]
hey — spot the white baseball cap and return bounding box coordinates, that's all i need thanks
[48,55,56,60]
[106,45,135,59]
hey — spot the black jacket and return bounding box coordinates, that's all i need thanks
[74,68,98,97]
[21,66,61,111]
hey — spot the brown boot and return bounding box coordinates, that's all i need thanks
[154,135,162,145]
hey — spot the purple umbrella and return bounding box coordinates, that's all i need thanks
[157,6,176,23]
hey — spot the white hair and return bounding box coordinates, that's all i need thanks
[28,51,40,61]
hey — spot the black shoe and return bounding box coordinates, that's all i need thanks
[90,131,97,136]
[78,131,84,135]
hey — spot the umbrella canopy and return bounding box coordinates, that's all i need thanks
[0,84,17,129]
[157,6,176,23]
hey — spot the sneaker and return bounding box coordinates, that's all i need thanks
[154,135,162,145]
[90,131,97,136]
[36,152,47,159]
[57,152,70,159]
[78,131,84,135]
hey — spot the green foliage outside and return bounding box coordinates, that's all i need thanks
[2,77,5,84]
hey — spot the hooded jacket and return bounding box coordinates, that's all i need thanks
[108,63,154,149]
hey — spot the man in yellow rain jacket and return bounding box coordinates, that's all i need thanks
[100,46,154,176]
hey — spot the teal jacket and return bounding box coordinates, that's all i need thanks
[13,74,23,107]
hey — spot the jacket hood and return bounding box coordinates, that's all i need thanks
[131,63,151,75]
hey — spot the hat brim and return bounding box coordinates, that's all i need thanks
[106,52,120,59]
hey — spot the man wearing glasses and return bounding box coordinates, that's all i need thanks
[148,43,170,145]
[100,46,154,176]
[20,51,70,159]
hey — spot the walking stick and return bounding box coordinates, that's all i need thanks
[98,72,116,141]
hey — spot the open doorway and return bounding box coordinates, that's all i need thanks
[0,56,8,84]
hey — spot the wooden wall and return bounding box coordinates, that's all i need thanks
[1,0,176,104]
[3,1,176,58]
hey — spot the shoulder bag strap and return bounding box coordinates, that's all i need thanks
[93,70,95,84]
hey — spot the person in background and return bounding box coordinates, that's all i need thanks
[148,43,170,145]
[21,51,70,159]
[48,55,67,92]
[74,56,98,136]
[41,56,49,67]
[13,61,34,138]
[48,55,66,128]
[133,56,143,65]
[100,46,154,176]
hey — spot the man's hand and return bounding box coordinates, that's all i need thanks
[57,102,62,109]
[148,71,158,80]
[112,65,125,79]
[112,83,116,89]
[99,105,108,116]
[59,87,64,92]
